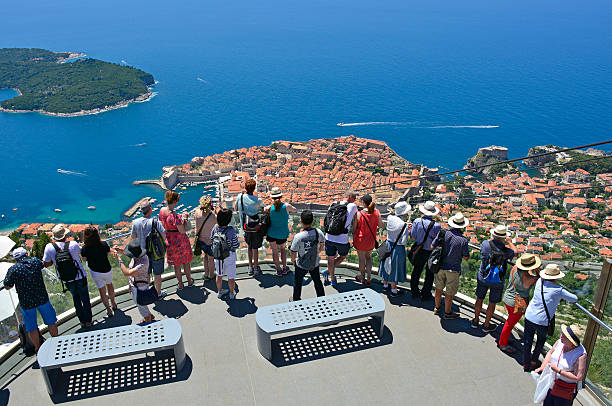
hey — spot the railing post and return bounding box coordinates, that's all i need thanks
[582,259,612,379]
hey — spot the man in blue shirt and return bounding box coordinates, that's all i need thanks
[472,224,517,333]
[432,212,470,320]
[409,201,441,301]
[4,248,58,353]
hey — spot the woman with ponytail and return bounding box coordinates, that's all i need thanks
[352,194,382,286]
[265,187,296,276]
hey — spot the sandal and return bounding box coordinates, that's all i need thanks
[106,309,114,317]
[187,278,194,287]
[365,279,372,287]
[355,274,364,283]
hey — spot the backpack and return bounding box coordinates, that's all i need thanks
[427,229,447,274]
[18,323,44,357]
[146,218,167,261]
[241,194,267,234]
[52,242,81,282]
[211,226,231,261]
[481,240,508,284]
[324,202,349,235]
[299,228,320,270]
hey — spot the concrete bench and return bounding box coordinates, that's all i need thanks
[37,319,186,395]
[255,288,385,360]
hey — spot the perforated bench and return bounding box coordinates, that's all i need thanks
[255,288,385,360]
[37,319,186,395]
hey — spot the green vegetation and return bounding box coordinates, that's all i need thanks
[0,48,154,114]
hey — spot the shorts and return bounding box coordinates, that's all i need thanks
[148,257,165,276]
[245,231,263,249]
[90,270,113,289]
[475,279,503,303]
[434,269,460,296]
[215,251,237,279]
[325,240,350,257]
[266,236,287,245]
[21,301,57,332]
[197,240,214,256]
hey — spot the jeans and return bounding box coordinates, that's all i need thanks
[66,278,93,324]
[499,303,523,347]
[523,318,548,365]
[410,248,434,296]
[293,265,325,301]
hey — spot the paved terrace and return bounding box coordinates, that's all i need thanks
[0,263,588,406]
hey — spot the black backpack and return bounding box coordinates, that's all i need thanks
[52,242,81,282]
[427,229,447,274]
[324,202,349,235]
[146,218,167,261]
[211,226,231,261]
[480,240,509,283]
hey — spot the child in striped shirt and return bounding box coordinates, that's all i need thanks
[211,208,241,299]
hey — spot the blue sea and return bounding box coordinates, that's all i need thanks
[1,0,611,230]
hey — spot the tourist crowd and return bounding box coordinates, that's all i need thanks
[2,179,586,404]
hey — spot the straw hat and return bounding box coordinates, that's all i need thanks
[540,263,565,280]
[123,239,146,259]
[491,224,511,239]
[419,201,439,216]
[199,195,212,210]
[52,224,70,240]
[394,201,412,216]
[561,324,582,347]
[270,187,283,199]
[515,253,541,275]
[448,212,469,229]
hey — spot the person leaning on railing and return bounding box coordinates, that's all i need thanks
[409,200,441,302]
[534,324,586,406]
[352,194,382,287]
[497,253,540,355]
[523,264,578,372]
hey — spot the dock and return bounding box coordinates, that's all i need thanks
[123,196,151,218]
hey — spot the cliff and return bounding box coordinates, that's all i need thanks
[463,145,513,177]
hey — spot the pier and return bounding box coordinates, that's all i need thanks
[123,196,151,218]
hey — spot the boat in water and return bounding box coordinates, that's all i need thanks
[337,122,345,127]
[54,209,62,213]
[88,206,96,210]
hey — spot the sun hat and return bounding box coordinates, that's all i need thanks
[270,187,283,199]
[448,212,469,229]
[139,199,152,213]
[419,201,439,216]
[52,224,70,240]
[561,324,582,347]
[394,201,412,216]
[199,195,212,210]
[123,239,146,259]
[515,253,541,275]
[11,247,27,259]
[0,236,16,259]
[540,263,565,280]
[491,224,511,239]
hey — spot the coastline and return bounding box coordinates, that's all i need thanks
[0,89,154,117]
[57,52,87,63]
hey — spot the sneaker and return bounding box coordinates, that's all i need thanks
[470,319,479,329]
[228,291,237,300]
[482,324,498,334]
[322,269,330,285]
[254,266,262,276]
[443,312,460,320]
[282,266,290,275]
[248,266,254,276]
[157,290,167,300]
[500,345,517,355]
[390,290,403,297]
[330,278,337,287]
[217,288,229,298]
[382,284,390,292]
[433,307,441,315]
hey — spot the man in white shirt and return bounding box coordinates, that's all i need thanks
[323,191,358,286]
[42,224,93,328]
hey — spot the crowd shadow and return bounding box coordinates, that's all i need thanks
[49,354,192,403]
[270,320,392,367]
[177,286,209,305]
[0,388,8,406]
[226,297,258,318]
[153,298,189,319]
[86,309,133,332]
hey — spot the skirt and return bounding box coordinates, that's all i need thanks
[166,232,193,265]
[380,240,407,284]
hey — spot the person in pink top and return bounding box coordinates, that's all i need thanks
[352,194,382,286]
[159,190,194,289]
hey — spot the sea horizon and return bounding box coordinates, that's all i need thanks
[1,0,611,230]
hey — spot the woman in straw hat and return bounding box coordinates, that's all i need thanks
[523,263,578,372]
[194,195,217,282]
[380,201,412,297]
[264,187,296,276]
[498,253,540,354]
[534,324,586,405]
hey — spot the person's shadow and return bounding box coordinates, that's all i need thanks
[153,298,189,319]
[226,297,258,318]
[177,286,209,305]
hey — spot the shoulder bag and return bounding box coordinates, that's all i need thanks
[512,268,528,314]
[134,280,159,305]
[407,219,434,265]
[377,222,407,263]
[541,280,556,336]
[193,211,212,256]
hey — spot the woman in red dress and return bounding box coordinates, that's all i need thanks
[352,194,382,286]
[159,190,194,289]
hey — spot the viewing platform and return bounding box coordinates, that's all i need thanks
[0,262,604,406]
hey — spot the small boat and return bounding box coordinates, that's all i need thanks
[1,214,4,219]
[150,198,157,203]
[88,206,96,210]
[54,209,62,213]
[181,186,187,190]
[337,122,345,127]
[12,208,17,211]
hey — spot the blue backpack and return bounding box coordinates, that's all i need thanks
[481,240,508,284]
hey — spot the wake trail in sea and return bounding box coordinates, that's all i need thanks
[338,121,417,127]
[197,77,208,83]
[57,169,87,176]
[425,125,500,129]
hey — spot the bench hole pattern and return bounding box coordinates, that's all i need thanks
[269,291,374,326]
[53,324,167,360]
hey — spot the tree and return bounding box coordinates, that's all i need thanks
[8,231,20,246]
[31,233,51,259]
[458,188,476,207]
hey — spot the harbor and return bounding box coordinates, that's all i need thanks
[122,196,151,218]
